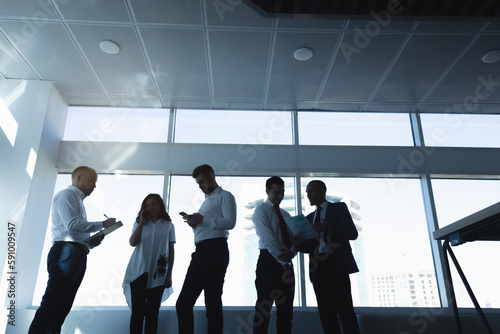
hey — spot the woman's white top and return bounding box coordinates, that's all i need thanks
[123,218,176,308]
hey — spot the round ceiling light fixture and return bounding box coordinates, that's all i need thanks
[99,40,121,55]
[482,50,500,63]
[294,47,313,61]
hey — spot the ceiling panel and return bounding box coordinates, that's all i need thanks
[321,33,407,101]
[268,31,339,100]
[0,0,499,112]
[55,0,131,22]
[425,34,500,104]
[374,34,473,102]
[0,31,38,79]
[416,20,486,32]
[277,18,345,30]
[70,24,153,96]
[130,0,202,25]
[346,19,415,31]
[0,21,102,94]
[141,27,210,98]
[210,30,271,99]
[0,0,58,18]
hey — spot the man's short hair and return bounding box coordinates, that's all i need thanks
[192,164,215,178]
[309,180,327,192]
[266,176,284,190]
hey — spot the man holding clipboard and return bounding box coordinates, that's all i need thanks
[29,166,118,334]
[297,180,360,334]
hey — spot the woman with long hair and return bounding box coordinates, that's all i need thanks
[123,194,175,334]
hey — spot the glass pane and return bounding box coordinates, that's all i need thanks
[298,112,414,146]
[33,174,164,306]
[167,175,297,307]
[63,107,169,142]
[421,114,500,148]
[174,109,292,144]
[431,178,500,308]
[301,177,438,307]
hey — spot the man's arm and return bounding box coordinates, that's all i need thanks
[330,202,358,241]
[198,192,237,230]
[253,205,294,264]
[57,195,103,233]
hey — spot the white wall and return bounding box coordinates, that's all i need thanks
[0,79,67,332]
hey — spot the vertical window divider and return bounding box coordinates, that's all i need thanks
[410,112,452,308]
[293,110,307,307]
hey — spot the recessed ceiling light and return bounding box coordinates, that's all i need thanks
[482,50,500,63]
[99,40,120,55]
[294,47,313,61]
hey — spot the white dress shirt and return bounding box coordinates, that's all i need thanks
[123,218,176,308]
[51,185,102,245]
[313,200,330,254]
[252,199,297,265]
[194,186,237,243]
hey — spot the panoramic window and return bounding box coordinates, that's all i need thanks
[33,173,165,306]
[174,109,293,145]
[298,112,414,146]
[300,177,438,307]
[431,178,500,308]
[421,113,500,148]
[63,107,170,142]
[166,175,297,307]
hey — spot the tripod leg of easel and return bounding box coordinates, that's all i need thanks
[443,241,462,334]
[445,241,494,334]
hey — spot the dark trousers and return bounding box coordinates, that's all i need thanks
[309,255,360,334]
[29,241,88,334]
[253,250,295,334]
[130,272,164,334]
[176,238,229,334]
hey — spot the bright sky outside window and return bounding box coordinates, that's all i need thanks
[298,112,414,146]
[166,175,297,307]
[63,107,169,142]
[421,113,500,147]
[174,109,293,145]
[431,178,500,308]
[301,177,437,307]
[33,174,165,306]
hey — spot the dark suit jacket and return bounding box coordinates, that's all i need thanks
[303,201,359,274]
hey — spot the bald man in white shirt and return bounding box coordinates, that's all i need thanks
[29,166,116,334]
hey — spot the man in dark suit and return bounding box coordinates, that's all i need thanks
[300,180,360,334]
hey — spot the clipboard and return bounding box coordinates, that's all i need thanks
[85,221,123,248]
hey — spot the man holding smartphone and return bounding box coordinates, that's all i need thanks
[176,164,237,334]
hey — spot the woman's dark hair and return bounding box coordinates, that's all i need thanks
[136,193,171,222]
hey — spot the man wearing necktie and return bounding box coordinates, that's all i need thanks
[252,176,297,334]
[302,180,360,334]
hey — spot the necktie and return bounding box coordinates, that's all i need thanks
[314,206,322,224]
[274,204,291,249]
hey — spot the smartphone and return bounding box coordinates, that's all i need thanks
[179,212,187,217]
